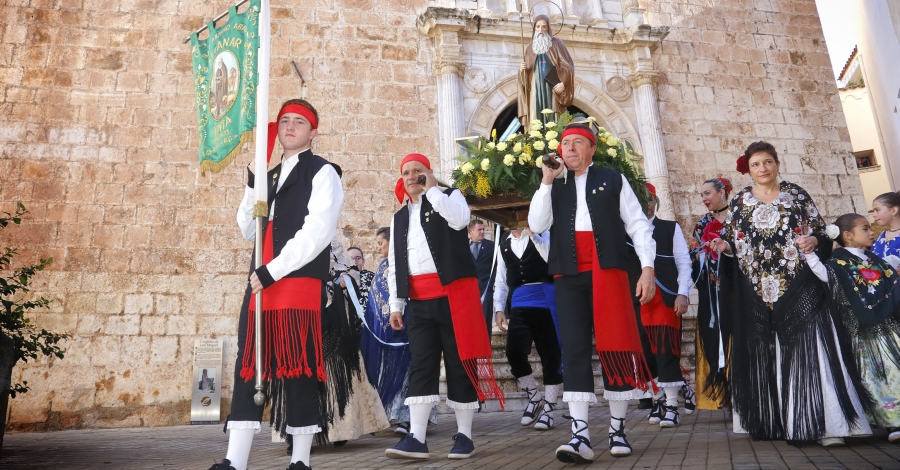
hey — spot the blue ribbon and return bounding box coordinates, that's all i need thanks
[342,274,409,348]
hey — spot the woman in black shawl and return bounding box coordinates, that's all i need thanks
[710,141,871,446]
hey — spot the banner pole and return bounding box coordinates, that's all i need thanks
[252,0,270,407]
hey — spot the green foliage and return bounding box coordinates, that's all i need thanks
[451,111,650,207]
[1,203,67,398]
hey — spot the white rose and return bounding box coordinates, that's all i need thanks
[533,141,546,151]
[607,136,619,146]
[481,158,490,171]
[545,130,558,140]
[535,158,543,168]
[548,139,559,150]
[487,142,496,149]
[497,142,508,151]
[760,275,781,303]
[461,162,474,175]
[530,119,543,126]
[783,245,799,261]
[825,224,840,240]
[530,130,543,138]
[518,154,530,165]
[503,154,515,166]
[752,204,779,230]
[513,142,523,153]
[607,148,617,157]
[545,122,557,128]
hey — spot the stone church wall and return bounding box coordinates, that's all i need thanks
[0,0,862,430]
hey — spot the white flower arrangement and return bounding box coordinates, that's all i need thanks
[825,224,840,240]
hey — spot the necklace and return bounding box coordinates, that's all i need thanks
[710,206,728,214]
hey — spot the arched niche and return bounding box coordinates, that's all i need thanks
[465,76,644,156]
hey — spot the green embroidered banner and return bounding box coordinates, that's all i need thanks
[191,0,260,175]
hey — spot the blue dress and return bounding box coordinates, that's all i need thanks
[872,231,900,269]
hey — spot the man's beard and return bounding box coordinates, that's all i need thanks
[532,32,552,55]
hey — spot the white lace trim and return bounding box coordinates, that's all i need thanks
[562,391,597,403]
[227,421,261,434]
[446,399,480,410]
[603,388,645,401]
[285,424,322,435]
[657,381,685,389]
[404,394,440,405]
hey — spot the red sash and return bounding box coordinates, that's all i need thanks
[240,221,326,383]
[575,231,654,390]
[409,273,505,409]
[640,292,682,356]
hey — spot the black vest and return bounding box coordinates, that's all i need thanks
[248,150,335,281]
[547,166,637,274]
[651,217,678,307]
[501,234,553,292]
[392,188,477,298]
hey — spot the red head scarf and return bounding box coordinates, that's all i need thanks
[395,153,432,204]
[266,104,319,163]
[560,126,597,145]
[645,182,657,197]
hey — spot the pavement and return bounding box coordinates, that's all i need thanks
[3,406,900,469]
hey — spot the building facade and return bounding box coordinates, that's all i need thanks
[0,0,865,430]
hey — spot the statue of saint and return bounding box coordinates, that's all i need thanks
[517,14,575,126]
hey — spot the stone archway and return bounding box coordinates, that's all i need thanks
[465,76,644,156]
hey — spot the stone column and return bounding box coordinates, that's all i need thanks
[434,30,467,182]
[621,0,646,28]
[629,71,674,220]
[587,0,607,26]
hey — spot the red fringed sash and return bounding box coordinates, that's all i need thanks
[240,221,326,383]
[409,273,506,409]
[575,231,654,390]
[640,292,682,356]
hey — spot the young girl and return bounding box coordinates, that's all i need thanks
[807,213,900,443]
[872,192,900,269]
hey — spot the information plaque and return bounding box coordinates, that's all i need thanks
[191,339,224,425]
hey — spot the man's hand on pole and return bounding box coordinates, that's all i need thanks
[250,272,263,294]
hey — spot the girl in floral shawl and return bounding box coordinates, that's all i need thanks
[710,141,871,446]
[806,214,900,443]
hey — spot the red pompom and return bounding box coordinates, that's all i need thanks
[718,177,732,193]
[735,155,749,175]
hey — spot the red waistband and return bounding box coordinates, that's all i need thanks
[409,273,446,300]
[576,231,595,273]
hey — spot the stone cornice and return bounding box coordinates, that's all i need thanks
[628,71,660,88]
[417,7,668,51]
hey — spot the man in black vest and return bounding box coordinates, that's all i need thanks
[493,227,562,430]
[210,100,343,470]
[384,154,503,461]
[529,123,657,462]
[638,183,695,429]
[469,219,496,337]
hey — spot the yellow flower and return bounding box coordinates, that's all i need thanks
[545,122,557,129]
[545,130,558,140]
[497,142,508,152]
[461,162,474,174]
[837,260,847,266]
[518,154,530,165]
[487,142,496,149]
[491,129,497,141]
[548,139,559,150]
[530,123,543,132]
[524,144,533,156]
[535,157,543,168]
[586,116,597,123]
[597,126,606,133]
[481,158,490,171]
[533,141,546,151]
[513,142,523,153]
[541,108,553,115]
[474,171,491,197]
[607,136,619,146]
[503,154,515,166]
[607,148,617,157]
[600,137,607,143]
[530,130,542,139]
[531,119,542,126]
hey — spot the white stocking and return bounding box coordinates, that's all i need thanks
[664,386,680,408]
[608,400,629,438]
[290,433,313,465]
[224,428,255,470]
[568,401,590,441]
[455,407,475,439]
[409,402,433,443]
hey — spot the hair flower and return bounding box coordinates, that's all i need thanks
[825,224,840,240]
[736,155,749,175]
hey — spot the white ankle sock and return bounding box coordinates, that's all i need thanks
[568,401,590,442]
[454,407,475,439]
[409,403,433,443]
[608,400,628,437]
[290,433,313,465]
[224,428,255,470]
[664,386,680,408]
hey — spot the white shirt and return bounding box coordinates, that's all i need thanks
[528,166,656,269]
[492,231,550,313]
[236,150,344,282]
[387,187,471,313]
[807,247,866,283]
[649,216,693,296]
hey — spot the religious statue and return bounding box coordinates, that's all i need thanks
[517,14,575,126]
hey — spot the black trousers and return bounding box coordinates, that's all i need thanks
[505,306,563,385]
[407,296,478,404]
[554,272,633,394]
[228,286,321,429]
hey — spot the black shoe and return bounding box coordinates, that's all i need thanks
[637,398,653,409]
[448,433,475,459]
[287,461,311,470]
[208,460,237,470]
[394,422,410,435]
[555,414,594,463]
[333,440,348,447]
[385,433,430,459]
